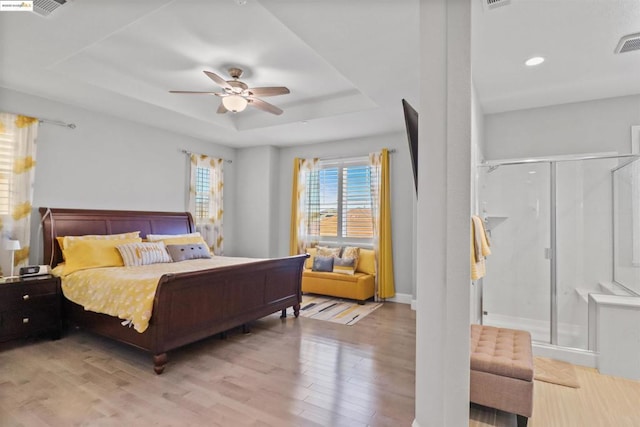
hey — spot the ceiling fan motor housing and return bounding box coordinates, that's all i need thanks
[228,67,244,79]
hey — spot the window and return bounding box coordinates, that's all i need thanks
[194,166,210,222]
[188,154,224,254]
[0,127,13,215]
[305,158,373,244]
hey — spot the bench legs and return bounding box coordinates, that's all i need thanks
[516,414,528,427]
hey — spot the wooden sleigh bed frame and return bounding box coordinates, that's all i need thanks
[40,208,307,374]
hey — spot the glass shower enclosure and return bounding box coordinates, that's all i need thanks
[479,154,638,350]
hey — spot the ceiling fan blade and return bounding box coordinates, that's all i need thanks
[247,86,290,97]
[247,97,283,115]
[169,90,220,95]
[217,103,228,114]
[203,71,233,90]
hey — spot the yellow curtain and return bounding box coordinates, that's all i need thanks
[289,157,319,255]
[0,113,38,277]
[370,148,395,299]
[289,158,301,255]
[187,154,224,255]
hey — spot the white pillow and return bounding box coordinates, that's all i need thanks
[146,232,201,241]
[116,241,172,266]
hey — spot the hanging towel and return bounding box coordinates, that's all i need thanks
[471,215,491,280]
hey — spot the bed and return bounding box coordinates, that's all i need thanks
[40,207,307,374]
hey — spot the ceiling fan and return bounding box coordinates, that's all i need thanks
[169,68,290,115]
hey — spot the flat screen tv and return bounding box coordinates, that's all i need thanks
[402,99,418,195]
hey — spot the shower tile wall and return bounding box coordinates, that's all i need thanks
[481,162,551,343]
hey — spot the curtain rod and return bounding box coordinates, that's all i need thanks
[39,118,76,129]
[181,149,232,163]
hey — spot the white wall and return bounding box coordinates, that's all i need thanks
[0,87,237,263]
[235,145,280,258]
[484,94,640,160]
[276,132,416,298]
[414,0,471,425]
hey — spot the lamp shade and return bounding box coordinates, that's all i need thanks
[4,239,21,251]
[222,95,248,113]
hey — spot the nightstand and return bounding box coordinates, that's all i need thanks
[0,275,61,342]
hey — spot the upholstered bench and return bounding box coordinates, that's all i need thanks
[470,324,534,427]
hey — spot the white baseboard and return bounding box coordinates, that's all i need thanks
[387,292,413,305]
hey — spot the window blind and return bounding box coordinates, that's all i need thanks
[306,158,373,241]
[342,165,373,238]
[194,166,210,221]
[0,133,13,215]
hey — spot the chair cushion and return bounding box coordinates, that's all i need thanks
[470,324,534,382]
[303,269,370,283]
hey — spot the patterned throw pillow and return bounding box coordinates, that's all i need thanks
[316,246,341,258]
[166,243,212,262]
[333,257,356,275]
[312,255,335,272]
[116,241,172,267]
[341,246,361,270]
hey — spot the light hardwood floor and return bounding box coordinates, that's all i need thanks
[0,303,415,426]
[1,302,640,426]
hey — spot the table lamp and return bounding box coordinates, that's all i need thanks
[4,239,21,277]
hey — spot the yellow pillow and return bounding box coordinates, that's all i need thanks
[63,237,142,276]
[305,247,317,269]
[58,231,141,251]
[357,248,376,275]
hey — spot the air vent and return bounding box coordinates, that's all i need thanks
[615,33,640,54]
[33,0,66,17]
[483,0,511,11]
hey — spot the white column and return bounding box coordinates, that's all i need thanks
[414,0,471,426]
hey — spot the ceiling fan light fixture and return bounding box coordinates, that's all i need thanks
[222,95,248,112]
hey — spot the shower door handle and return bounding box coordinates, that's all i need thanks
[545,248,553,259]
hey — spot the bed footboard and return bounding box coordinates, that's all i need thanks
[149,255,307,373]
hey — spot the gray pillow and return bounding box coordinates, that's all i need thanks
[166,244,212,262]
[312,255,334,272]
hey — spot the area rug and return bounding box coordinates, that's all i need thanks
[291,295,383,325]
[534,357,580,388]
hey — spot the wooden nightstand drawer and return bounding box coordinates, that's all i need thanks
[0,306,59,338]
[0,287,58,311]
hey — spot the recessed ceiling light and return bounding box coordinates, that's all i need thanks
[525,56,545,67]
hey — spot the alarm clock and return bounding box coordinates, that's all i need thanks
[19,265,51,277]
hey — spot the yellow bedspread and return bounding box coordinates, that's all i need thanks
[53,257,261,333]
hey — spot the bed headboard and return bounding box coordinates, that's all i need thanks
[39,208,195,268]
